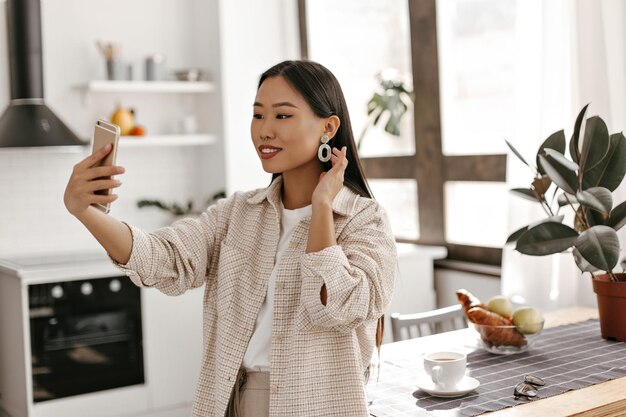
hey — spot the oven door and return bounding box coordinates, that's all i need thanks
[29,277,144,402]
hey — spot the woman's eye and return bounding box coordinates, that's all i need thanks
[253,114,264,120]
[276,114,292,120]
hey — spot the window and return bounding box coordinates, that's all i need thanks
[444,182,508,247]
[301,0,510,265]
[305,0,415,158]
[437,0,516,156]
[369,179,419,240]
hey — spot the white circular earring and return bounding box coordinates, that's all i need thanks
[318,134,331,162]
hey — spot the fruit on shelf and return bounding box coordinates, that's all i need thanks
[110,106,135,136]
[129,125,146,136]
[486,295,513,318]
[512,307,543,334]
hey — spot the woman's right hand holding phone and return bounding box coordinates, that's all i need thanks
[64,144,125,216]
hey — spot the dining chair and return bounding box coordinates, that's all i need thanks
[390,304,468,341]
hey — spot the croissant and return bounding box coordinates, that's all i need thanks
[467,306,527,347]
[456,289,486,314]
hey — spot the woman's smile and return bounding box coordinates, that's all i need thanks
[258,145,283,159]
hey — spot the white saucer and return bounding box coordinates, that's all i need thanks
[416,375,480,398]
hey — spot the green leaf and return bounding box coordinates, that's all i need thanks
[367,94,383,114]
[510,188,540,202]
[505,139,531,168]
[516,222,579,255]
[527,215,565,229]
[574,225,620,271]
[372,109,384,126]
[582,132,626,191]
[366,83,413,138]
[608,200,626,231]
[580,116,611,172]
[543,148,579,171]
[569,104,589,163]
[537,130,566,175]
[383,94,407,136]
[506,215,564,244]
[576,187,613,214]
[557,192,577,207]
[506,225,528,243]
[538,154,578,194]
[586,206,609,227]
[573,248,600,273]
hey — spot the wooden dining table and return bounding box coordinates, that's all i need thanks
[367,307,626,417]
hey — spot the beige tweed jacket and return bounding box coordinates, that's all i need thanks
[114,176,397,417]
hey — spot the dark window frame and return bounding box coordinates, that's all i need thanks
[298,0,507,266]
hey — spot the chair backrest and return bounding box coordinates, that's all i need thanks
[390,304,468,341]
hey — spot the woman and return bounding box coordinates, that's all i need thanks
[64,60,396,417]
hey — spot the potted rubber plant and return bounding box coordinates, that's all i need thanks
[505,104,626,341]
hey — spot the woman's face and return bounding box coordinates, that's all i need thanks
[251,76,326,175]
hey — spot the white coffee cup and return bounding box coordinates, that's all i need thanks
[423,351,466,389]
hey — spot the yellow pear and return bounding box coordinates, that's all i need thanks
[110,107,134,136]
[512,307,543,334]
[486,295,513,318]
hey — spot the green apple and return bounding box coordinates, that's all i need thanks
[486,295,513,318]
[512,307,543,334]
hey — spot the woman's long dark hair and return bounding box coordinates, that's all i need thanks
[258,60,385,358]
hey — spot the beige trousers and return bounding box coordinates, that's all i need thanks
[226,368,270,417]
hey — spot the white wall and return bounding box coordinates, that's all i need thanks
[218,0,300,194]
[39,0,215,137]
[0,146,208,257]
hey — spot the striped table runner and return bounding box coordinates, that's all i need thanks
[368,319,626,417]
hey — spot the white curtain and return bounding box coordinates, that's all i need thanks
[575,0,626,273]
[501,0,626,311]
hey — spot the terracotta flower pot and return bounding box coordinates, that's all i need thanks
[592,273,626,342]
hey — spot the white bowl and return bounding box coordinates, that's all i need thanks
[174,69,205,82]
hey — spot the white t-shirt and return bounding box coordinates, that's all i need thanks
[242,202,312,371]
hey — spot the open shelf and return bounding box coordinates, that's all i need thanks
[120,134,216,148]
[118,134,216,147]
[0,135,216,153]
[77,80,215,94]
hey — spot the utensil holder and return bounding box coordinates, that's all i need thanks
[106,59,126,81]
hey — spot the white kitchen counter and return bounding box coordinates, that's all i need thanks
[0,252,118,284]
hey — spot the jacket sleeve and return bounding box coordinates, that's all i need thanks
[112,198,226,296]
[299,200,397,333]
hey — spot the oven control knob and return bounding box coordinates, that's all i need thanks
[81,282,93,295]
[109,279,122,292]
[51,285,63,299]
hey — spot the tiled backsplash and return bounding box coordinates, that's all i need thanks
[0,145,215,258]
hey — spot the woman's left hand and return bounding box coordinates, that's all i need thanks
[312,146,348,207]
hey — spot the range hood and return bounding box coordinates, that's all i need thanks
[0,0,84,148]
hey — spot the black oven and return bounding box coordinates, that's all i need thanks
[28,276,144,402]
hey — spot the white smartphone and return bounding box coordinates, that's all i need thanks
[91,119,120,213]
